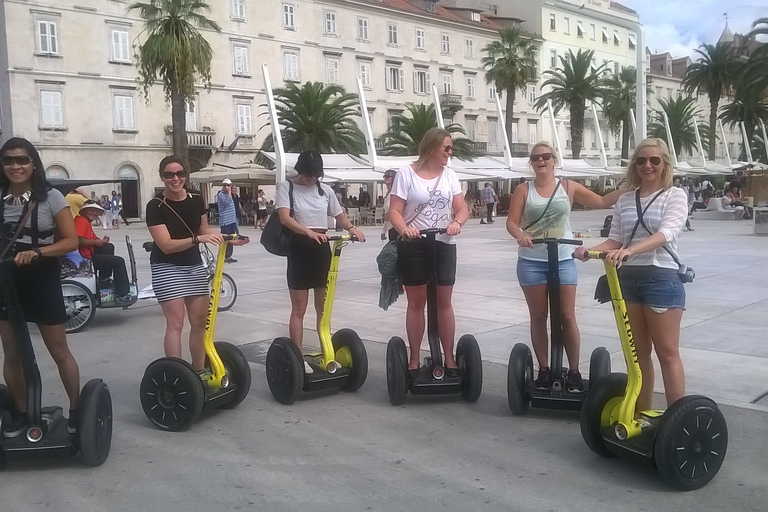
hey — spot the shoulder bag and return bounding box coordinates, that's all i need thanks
[260,181,294,257]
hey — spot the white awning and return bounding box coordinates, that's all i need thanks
[627,33,637,47]
[614,31,622,43]
[262,152,384,183]
[577,21,585,35]
[191,164,275,184]
[601,27,610,40]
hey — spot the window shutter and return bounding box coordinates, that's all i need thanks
[39,21,48,53]
[49,22,58,54]
[399,69,404,91]
[413,71,418,93]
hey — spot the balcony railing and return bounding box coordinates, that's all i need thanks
[510,143,529,157]
[187,131,216,148]
[471,141,487,155]
[440,93,463,110]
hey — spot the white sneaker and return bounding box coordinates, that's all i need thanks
[304,361,314,374]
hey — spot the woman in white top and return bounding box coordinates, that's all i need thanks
[388,128,469,376]
[575,138,689,411]
[275,150,365,374]
[507,142,625,393]
[380,169,397,242]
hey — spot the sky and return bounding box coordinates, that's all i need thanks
[619,0,766,58]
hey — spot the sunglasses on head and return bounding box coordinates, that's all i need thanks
[1,155,32,167]
[162,170,187,180]
[636,156,662,166]
[530,153,553,162]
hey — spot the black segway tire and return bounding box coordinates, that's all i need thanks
[654,395,728,491]
[507,343,533,415]
[140,358,205,431]
[580,373,627,457]
[78,379,113,466]
[265,338,304,405]
[210,342,252,409]
[588,347,612,388]
[332,328,368,392]
[386,337,408,406]
[457,334,482,402]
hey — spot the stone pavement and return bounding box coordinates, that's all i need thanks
[0,210,766,511]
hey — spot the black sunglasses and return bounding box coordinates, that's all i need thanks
[443,145,453,153]
[162,170,187,180]
[636,156,662,166]
[530,153,553,162]
[1,155,32,167]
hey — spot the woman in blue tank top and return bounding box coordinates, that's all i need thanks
[506,142,626,393]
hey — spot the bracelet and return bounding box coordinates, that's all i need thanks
[192,235,199,245]
[452,219,463,227]
[347,226,356,231]
[31,247,42,258]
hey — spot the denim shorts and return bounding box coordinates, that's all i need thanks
[619,272,686,310]
[516,257,578,287]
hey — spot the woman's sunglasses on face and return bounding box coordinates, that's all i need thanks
[1,155,32,167]
[636,156,662,167]
[530,153,553,162]
[162,170,187,180]
[443,145,453,153]
[384,173,395,179]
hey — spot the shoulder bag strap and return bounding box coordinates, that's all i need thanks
[633,188,682,265]
[0,200,38,260]
[159,195,197,238]
[523,179,561,231]
[289,181,294,218]
[403,168,443,227]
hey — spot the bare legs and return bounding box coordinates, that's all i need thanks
[288,287,326,353]
[626,303,685,411]
[404,284,457,371]
[159,295,210,371]
[521,284,581,370]
[0,321,80,412]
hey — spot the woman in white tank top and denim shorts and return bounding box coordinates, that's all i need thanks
[507,142,626,393]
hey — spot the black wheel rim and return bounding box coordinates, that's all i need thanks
[672,410,726,481]
[144,370,198,427]
[266,344,297,401]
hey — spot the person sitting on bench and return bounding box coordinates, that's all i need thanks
[75,201,132,303]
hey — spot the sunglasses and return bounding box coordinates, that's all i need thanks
[530,153,553,162]
[636,156,662,166]
[443,145,453,153]
[384,174,395,179]
[162,170,187,180]
[1,155,32,167]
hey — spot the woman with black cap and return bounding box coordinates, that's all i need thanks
[275,150,365,374]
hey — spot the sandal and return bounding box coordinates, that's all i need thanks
[445,367,460,378]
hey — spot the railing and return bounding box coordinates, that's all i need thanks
[187,131,216,148]
[471,141,487,155]
[440,93,463,109]
[510,143,529,157]
[375,138,385,150]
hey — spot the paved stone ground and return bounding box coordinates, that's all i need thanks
[0,210,766,511]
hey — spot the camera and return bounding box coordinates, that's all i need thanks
[678,264,695,283]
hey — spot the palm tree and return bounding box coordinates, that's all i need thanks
[481,27,537,151]
[720,80,768,161]
[256,81,367,166]
[601,66,636,160]
[129,0,220,166]
[378,104,475,161]
[648,97,704,157]
[681,42,740,160]
[534,49,606,159]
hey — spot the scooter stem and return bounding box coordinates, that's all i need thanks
[203,242,228,388]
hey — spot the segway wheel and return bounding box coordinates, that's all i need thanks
[456,335,482,402]
[61,280,96,334]
[78,379,113,466]
[209,342,252,409]
[265,338,304,405]
[588,347,612,388]
[140,358,204,431]
[210,273,238,312]
[654,396,728,490]
[332,328,368,392]
[386,337,408,406]
[580,373,626,457]
[507,343,533,415]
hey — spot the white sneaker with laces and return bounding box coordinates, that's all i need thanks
[304,361,314,374]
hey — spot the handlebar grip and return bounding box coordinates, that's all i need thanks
[418,228,449,235]
[222,234,249,241]
[531,237,583,246]
[577,250,628,262]
[327,235,360,242]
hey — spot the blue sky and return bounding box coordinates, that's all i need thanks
[619,1,766,57]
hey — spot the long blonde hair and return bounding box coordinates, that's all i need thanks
[414,127,452,169]
[626,138,674,190]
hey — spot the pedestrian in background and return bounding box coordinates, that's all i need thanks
[217,178,239,263]
[480,182,498,224]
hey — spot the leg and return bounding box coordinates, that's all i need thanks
[436,285,457,368]
[313,287,326,337]
[521,284,550,368]
[625,303,654,412]
[559,284,581,371]
[184,295,211,371]
[288,288,309,353]
[404,285,427,370]
[486,203,493,223]
[38,324,80,410]
[159,298,186,360]
[644,306,685,407]
[0,321,26,413]
[92,253,130,296]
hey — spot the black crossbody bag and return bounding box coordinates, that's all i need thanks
[260,181,294,256]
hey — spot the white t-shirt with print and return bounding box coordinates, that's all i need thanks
[391,164,462,244]
[275,180,343,230]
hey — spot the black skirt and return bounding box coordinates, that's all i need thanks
[0,256,67,325]
[287,234,331,290]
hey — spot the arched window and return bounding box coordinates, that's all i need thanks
[117,165,139,180]
[45,165,70,179]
